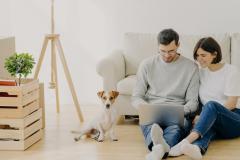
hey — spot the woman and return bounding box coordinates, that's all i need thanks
[169,37,240,160]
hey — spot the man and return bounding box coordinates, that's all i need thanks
[131,29,199,160]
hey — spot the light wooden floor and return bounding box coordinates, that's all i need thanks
[1,104,240,160]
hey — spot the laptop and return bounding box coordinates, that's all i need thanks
[138,103,185,127]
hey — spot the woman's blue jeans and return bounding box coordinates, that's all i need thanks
[192,101,240,154]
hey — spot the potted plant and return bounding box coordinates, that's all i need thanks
[4,53,35,86]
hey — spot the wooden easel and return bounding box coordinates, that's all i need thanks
[34,0,84,122]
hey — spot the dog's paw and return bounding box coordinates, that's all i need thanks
[97,139,104,142]
[97,137,104,142]
[74,137,81,142]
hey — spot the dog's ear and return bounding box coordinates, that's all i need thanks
[111,91,119,98]
[97,91,105,98]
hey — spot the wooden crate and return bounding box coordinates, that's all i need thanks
[0,79,39,118]
[39,83,45,129]
[0,79,43,150]
[0,108,42,150]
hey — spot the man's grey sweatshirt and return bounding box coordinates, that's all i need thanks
[131,54,200,115]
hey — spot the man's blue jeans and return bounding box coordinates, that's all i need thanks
[140,118,192,151]
[192,101,240,154]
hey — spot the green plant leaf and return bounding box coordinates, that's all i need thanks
[4,53,35,85]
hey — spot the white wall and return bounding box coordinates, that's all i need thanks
[0,0,13,36]
[1,0,240,105]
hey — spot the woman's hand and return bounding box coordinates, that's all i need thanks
[224,96,239,110]
[192,115,200,125]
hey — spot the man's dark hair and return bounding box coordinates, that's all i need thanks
[157,28,179,45]
[193,37,222,64]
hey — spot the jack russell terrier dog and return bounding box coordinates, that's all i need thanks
[72,91,119,142]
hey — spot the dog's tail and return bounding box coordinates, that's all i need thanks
[71,130,82,134]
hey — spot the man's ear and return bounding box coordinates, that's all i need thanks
[177,42,180,48]
[97,91,104,98]
[111,91,119,98]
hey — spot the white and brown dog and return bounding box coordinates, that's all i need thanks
[72,91,119,142]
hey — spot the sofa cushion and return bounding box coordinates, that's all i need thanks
[124,33,158,76]
[117,75,136,95]
[124,33,231,76]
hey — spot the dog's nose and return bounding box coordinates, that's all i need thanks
[106,104,110,109]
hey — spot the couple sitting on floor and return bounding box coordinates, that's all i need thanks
[132,28,240,160]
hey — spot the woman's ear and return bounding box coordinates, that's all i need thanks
[177,42,180,48]
[211,52,217,63]
[213,51,217,58]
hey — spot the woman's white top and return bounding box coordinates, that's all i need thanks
[199,63,240,108]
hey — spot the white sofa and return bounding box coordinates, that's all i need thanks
[0,37,15,78]
[96,33,240,117]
